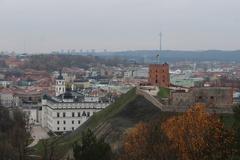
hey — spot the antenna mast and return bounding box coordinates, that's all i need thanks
[157,32,162,64]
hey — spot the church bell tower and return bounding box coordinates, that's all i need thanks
[55,70,65,96]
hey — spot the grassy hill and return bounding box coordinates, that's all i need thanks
[34,88,174,159]
[33,88,236,159]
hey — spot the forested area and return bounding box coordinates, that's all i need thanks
[0,107,31,160]
[119,104,240,160]
[71,104,240,160]
[22,54,127,71]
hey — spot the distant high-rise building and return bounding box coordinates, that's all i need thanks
[71,49,76,53]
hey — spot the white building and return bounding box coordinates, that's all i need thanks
[0,80,12,88]
[41,96,109,132]
[0,89,19,107]
[124,67,148,79]
[40,74,111,133]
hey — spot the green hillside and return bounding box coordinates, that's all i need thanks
[33,88,236,159]
[34,88,173,159]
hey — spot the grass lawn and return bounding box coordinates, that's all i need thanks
[157,87,170,98]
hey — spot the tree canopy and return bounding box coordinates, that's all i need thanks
[73,129,112,160]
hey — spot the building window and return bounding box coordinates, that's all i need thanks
[57,121,59,124]
[57,112,60,117]
[72,120,74,124]
[72,127,74,130]
[57,127,59,130]
[210,96,214,100]
[63,112,66,117]
[87,112,90,117]
[78,120,80,124]
[78,112,81,117]
[63,120,66,124]
[72,112,75,117]
[63,127,66,130]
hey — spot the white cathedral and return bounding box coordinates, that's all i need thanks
[40,72,111,133]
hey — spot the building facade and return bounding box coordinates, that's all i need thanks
[148,63,170,88]
[41,96,110,132]
[40,73,111,133]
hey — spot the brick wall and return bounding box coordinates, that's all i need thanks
[148,63,170,88]
[170,87,233,107]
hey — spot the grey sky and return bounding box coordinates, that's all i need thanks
[0,0,239,53]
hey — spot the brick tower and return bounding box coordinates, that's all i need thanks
[148,63,170,88]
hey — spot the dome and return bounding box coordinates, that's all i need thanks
[63,90,73,99]
[42,94,48,100]
[57,74,64,80]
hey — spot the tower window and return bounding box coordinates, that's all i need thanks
[72,112,75,117]
[63,112,66,117]
[57,113,60,117]
[72,120,74,124]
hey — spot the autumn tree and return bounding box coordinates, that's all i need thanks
[120,119,177,160]
[162,104,235,160]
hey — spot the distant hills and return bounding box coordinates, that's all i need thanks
[98,50,240,63]
[22,50,240,69]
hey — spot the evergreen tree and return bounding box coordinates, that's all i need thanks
[73,129,112,160]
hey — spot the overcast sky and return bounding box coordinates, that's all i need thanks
[0,0,239,53]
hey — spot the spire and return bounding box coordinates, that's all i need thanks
[57,69,64,80]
